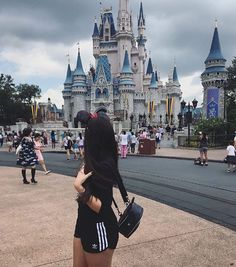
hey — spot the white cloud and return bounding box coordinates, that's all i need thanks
[40,86,64,108]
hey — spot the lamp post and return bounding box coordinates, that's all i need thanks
[160,114,162,125]
[186,102,192,146]
[177,112,182,130]
[129,114,134,131]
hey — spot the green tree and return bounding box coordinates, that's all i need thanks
[16,84,41,104]
[0,74,16,124]
[225,57,236,128]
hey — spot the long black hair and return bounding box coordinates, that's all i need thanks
[76,110,120,203]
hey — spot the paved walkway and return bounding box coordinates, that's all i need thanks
[1,166,236,267]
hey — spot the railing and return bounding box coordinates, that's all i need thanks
[178,134,235,148]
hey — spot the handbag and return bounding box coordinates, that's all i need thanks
[113,175,144,238]
[16,144,22,155]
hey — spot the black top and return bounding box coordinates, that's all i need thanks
[199,136,208,148]
[76,160,118,237]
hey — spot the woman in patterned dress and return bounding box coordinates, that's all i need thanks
[17,127,38,184]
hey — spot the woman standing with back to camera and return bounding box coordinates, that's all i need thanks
[73,110,121,267]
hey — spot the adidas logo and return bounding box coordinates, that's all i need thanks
[92,243,98,250]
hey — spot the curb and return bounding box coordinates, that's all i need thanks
[44,150,225,164]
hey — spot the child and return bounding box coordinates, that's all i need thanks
[72,140,79,160]
[34,133,51,175]
[226,141,236,173]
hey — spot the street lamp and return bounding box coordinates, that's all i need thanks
[186,102,192,146]
[129,114,134,130]
[177,112,182,130]
[159,114,162,124]
[192,98,198,109]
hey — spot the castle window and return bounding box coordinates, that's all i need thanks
[105,36,109,41]
[95,88,101,98]
[105,28,109,33]
[134,63,137,66]
[122,26,125,31]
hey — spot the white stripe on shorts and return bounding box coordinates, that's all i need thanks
[96,222,108,251]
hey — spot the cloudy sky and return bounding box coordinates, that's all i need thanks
[0,0,236,108]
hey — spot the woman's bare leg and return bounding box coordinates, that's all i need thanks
[84,248,114,267]
[73,238,87,267]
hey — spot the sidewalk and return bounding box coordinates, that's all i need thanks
[1,167,236,267]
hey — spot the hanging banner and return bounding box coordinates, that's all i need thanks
[207,87,219,118]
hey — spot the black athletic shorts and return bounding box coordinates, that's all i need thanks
[74,219,119,253]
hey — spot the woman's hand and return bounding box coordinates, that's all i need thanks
[74,166,92,193]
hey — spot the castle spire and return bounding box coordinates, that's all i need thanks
[146,58,153,75]
[74,45,85,76]
[64,63,72,84]
[92,19,99,37]
[121,49,133,74]
[138,2,145,27]
[205,24,225,63]
[173,65,179,84]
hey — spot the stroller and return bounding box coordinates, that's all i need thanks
[194,157,206,165]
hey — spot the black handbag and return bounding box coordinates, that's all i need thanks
[113,176,144,238]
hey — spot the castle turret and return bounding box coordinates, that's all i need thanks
[117,0,133,72]
[72,47,87,124]
[92,20,100,59]
[119,50,135,122]
[146,57,153,75]
[149,71,158,89]
[62,62,73,122]
[201,23,227,119]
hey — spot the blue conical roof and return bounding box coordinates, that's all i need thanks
[121,50,133,74]
[92,22,99,37]
[150,72,157,89]
[205,27,225,63]
[74,49,85,76]
[173,66,179,82]
[138,2,145,26]
[64,64,72,84]
[146,58,153,75]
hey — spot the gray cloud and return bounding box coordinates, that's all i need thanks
[0,0,236,78]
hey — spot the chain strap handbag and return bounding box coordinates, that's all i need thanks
[113,176,144,238]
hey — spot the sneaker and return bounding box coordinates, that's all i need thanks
[205,163,208,166]
[227,169,231,173]
[45,170,51,175]
[201,162,204,166]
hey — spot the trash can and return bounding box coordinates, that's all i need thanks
[138,139,156,155]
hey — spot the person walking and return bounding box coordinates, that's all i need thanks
[226,141,236,173]
[119,130,128,158]
[17,127,38,184]
[130,132,137,153]
[72,140,79,160]
[155,130,162,149]
[199,132,208,166]
[63,135,72,160]
[76,132,84,159]
[6,133,13,152]
[51,130,56,149]
[73,110,121,267]
[34,133,51,175]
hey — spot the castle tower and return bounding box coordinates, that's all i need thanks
[147,71,158,124]
[119,50,135,123]
[62,62,72,122]
[72,47,87,124]
[201,24,227,119]
[137,2,147,91]
[117,0,133,72]
[92,20,100,60]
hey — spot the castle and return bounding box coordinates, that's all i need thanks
[62,0,182,128]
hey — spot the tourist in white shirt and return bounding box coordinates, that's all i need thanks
[155,131,162,149]
[130,132,137,153]
[226,141,236,173]
[120,130,128,158]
